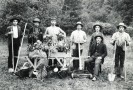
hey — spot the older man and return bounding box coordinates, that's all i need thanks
[85,35,107,81]
[110,23,131,79]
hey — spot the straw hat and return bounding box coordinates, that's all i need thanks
[117,23,127,29]
[93,22,103,30]
[75,21,83,27]
[33,18,41,23]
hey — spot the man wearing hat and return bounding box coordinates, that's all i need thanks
[110,23,131,79]
[44,17,66,66]
[89,22,104,53]
[44,17,66,43]
[70,21,87,70]
[28,18,43,44]
[27,18,48,78]
[5,16,22,73]
[85,35,107,81]
[28,18,46,64]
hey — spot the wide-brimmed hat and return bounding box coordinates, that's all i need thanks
[75,22,83,27]
[117,23,127,29]
[10,16,21,23]
[93,23,103,30]
[95,35,104,41]
[33,18,41,23]
[51,17,57,21]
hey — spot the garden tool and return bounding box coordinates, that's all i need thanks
[11,28,14,71]
[14,23,27,72]
[108,42,116,81]
[78,43,82,70]
[124,41,127,82]
[71,43,91,78]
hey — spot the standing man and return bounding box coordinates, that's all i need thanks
[44,17,66,66]
[28,17,47,64]
[110,23,131,79]
[70,22,87,70]
[28,18,43,45]
[5,16,22,73]
[89,23,104,48]
[28,18,47,79]
[44,17,66,43]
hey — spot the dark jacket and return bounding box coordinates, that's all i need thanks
[28,26,43,44]
[89,43,107,63]
[5,25,22,46]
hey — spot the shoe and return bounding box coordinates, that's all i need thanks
[92,77,97,81]
[89,74,93,79]
[120,75,124,79]
[8,68,14,73]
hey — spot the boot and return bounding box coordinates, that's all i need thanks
[120,67,124,79]
[114,67,120,77]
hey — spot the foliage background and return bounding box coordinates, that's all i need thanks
[0,0,133,36]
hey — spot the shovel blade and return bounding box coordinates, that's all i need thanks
[108,73,116,81]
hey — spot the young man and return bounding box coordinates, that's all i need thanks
[28,18,43,44]
[110,23,131,79]
[70,22,87,70]
[44,17,66,43]
[89,23,104,51]
[5,16,22,73]
[85,35,107,81]
[27,18,47,79]
[44,17,66,66]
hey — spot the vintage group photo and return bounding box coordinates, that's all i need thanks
[0,0,133,90]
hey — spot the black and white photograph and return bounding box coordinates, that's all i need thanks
[0,0,133,90]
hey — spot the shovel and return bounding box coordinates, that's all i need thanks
[11,29,14,71]
[124,41,127,82]
[108,42,116,82]
[78,43,82,70]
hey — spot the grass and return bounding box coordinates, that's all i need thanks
[0,36,133,90]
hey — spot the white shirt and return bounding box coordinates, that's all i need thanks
[45,26,66,42]
[70,30,87,43]
[111,31,131,46]
[13,26,18,38]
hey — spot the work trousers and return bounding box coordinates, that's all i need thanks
[114,46,125,76]
[8,38,20,69]
[72,43,83,70]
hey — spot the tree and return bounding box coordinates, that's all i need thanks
[115,0,133,25]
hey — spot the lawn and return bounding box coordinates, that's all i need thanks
[0,36,133,90]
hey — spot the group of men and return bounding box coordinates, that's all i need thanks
[5,16,131,81]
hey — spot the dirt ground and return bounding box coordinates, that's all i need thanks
[0,36,133,90]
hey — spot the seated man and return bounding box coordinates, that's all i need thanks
[85,35,107,81]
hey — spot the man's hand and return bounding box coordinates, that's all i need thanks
[125,40,129,46]
[8,31,13,34]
